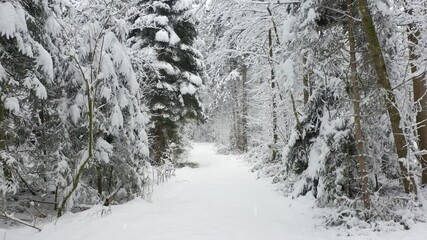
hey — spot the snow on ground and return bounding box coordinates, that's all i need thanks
[1,143,427,240]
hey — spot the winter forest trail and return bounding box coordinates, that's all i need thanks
[2,143,426,240]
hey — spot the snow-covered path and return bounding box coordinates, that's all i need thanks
[2,143,427,240]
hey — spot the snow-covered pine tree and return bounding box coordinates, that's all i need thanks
[0,0,57,201]
[56,0,150,216]
[129,0,205,166]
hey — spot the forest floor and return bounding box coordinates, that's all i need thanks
[1,143,427,240]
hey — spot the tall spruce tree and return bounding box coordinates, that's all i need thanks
[0,0,56,196]
[129,0,205,165]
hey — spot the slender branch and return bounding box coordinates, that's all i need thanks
[0,210,41,232]
[233,0,300,4]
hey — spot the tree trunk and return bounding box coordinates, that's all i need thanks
[54,185,58,210]
[231,76,239,151]
[348,0,370,209]
[303,54,310,105]
[405,3,427,186]
[57,95,94,217]
[107,166,114,195]
[357,0,416,193]
[153,115,165,166]
[0,96,13,186]
[97,166,103,196]
[269,29,279,162]
[236,64,248,152]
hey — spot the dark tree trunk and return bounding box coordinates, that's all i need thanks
[405,2,427,186]
[0,96,13,186]
[269,29,279,162]
[152,115,166,166]
[357,0,416,193]
[236,64,248,152]
[348,0,370,209]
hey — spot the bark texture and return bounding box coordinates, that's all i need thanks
[348,0,370,209]
[236,64,248,152]
[269,29,279,162]
[0,96,13,186]
[405,3,427,186]
[357,0,416,193]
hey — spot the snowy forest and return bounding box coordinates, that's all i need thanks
[1,0,427,239]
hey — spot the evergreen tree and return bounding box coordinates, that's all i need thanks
[0,0,56,197]
[57,0,150,216]
[129,0,205,166]
[1,0,152,217]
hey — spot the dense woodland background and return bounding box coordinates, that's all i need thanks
[1,0,427,231]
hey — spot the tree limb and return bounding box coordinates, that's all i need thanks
[0,210,41,232]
